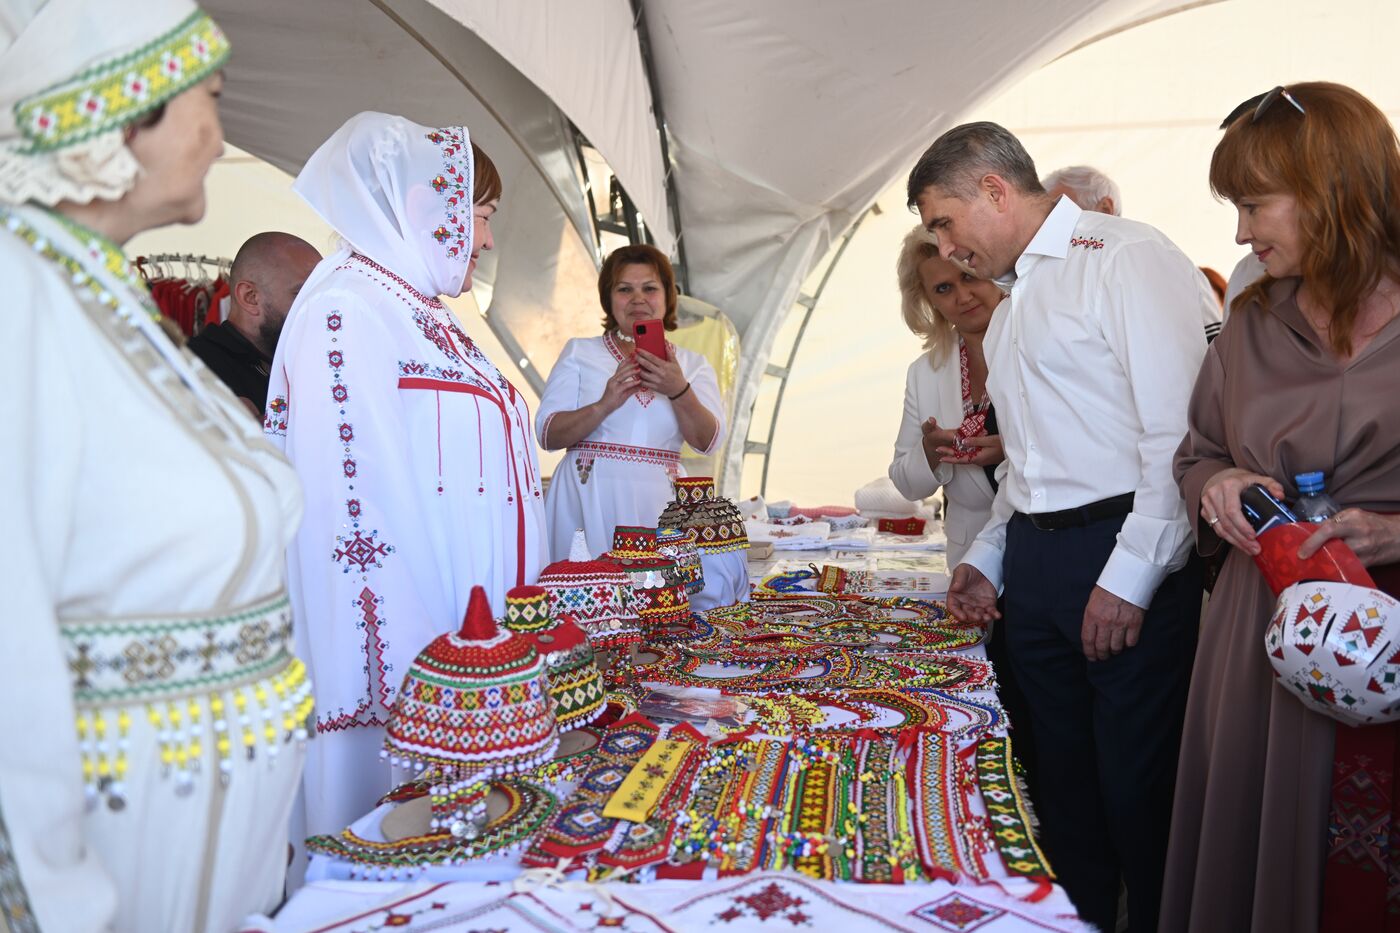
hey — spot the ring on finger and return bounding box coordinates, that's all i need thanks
[1206,515,1220,526]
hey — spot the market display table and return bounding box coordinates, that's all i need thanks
[257,546,1086,932]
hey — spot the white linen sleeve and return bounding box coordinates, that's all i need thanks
[534,338,582,451]
[682,352,727,456]
[0,258,118,930]
[888,357,951,501]
[959,475,1017,593]
[1095,239,1209,608]
[274,291,444,726]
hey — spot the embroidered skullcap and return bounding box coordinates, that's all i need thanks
[537,530,642,649]
[382,585,558,776]
[503,586,604,731]
[0,0,230,205]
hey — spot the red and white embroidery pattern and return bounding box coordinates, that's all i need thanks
[320,307,396,732]
[424,127,473,260]
[909,893,1007,931]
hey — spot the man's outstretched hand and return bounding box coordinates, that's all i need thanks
[948,563,1001,623]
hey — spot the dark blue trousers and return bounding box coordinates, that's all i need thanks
[1003,512,1200,933]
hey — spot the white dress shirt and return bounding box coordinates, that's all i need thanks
[961,197,1211,608]
[887,344,996,567]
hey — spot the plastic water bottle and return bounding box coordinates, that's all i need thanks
[1293,472,1340,523]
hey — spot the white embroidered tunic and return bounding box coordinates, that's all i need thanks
[267,252,547,830]
[537,333,725,561]
[0,204,308,933]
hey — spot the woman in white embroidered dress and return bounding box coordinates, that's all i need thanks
[0,3,311,931]
[888,225,1006,567]
[267,112,548,839]
[537,244,725,561]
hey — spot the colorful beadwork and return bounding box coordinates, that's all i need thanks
[503,586,605,731]
[977,735,1054,880]
[306,777,557,877]
[381,586,557,777]
[599,723,708,872]
[15,11,230,154]
[537,531,642,649]
[522,715,658,868]
[2,207,160,323]
[657,526,705,595]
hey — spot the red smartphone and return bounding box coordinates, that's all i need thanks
[632,319,668,360]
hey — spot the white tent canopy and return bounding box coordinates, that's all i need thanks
[198,0,1217,493]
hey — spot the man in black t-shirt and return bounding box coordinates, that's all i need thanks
[188,231,321,414]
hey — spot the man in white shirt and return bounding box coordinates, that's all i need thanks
[908,122,1210,933]
[1043,164,1222,344]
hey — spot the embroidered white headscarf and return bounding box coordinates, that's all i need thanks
[0,0,229,205]
[293,111,476,299]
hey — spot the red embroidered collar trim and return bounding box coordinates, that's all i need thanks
[349,253,445,308]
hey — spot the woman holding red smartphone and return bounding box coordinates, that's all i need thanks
[537,244,724,560]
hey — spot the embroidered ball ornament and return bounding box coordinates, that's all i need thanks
[382,586,559,776]
[503,585,606,731]
[537,530,642,649]
[1264,581,1400,727]
[657,525,705,596]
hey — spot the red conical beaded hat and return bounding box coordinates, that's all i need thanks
[504,586,605,731]
[382,586,558,777]
[537,531,642,649]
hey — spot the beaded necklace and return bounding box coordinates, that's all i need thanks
[721,739,790,877]
[306,778,557,879]
[3,207,159,323]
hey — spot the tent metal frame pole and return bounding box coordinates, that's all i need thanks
[752,210,869,497]
[629,0,689,296]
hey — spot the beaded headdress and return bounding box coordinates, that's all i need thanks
[382,585,558,777]
[503,586,605,731]
[0,1,231,205]
[537,530,642,649]
[658,477,749,554]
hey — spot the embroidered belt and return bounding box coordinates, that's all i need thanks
[57,592,315,809]
[572,441,680,485]
[60,592,298,707]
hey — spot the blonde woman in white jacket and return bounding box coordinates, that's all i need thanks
[888,226,1006,566]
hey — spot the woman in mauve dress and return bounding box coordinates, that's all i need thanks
[1163,82,1400,933]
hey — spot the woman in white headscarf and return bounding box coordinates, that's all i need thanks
[267,112,548,838]
[0,3,311,931]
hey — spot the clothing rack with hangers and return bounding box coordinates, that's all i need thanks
[135,252,233,338]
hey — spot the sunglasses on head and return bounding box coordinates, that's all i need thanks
[1219,85,1306,130]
